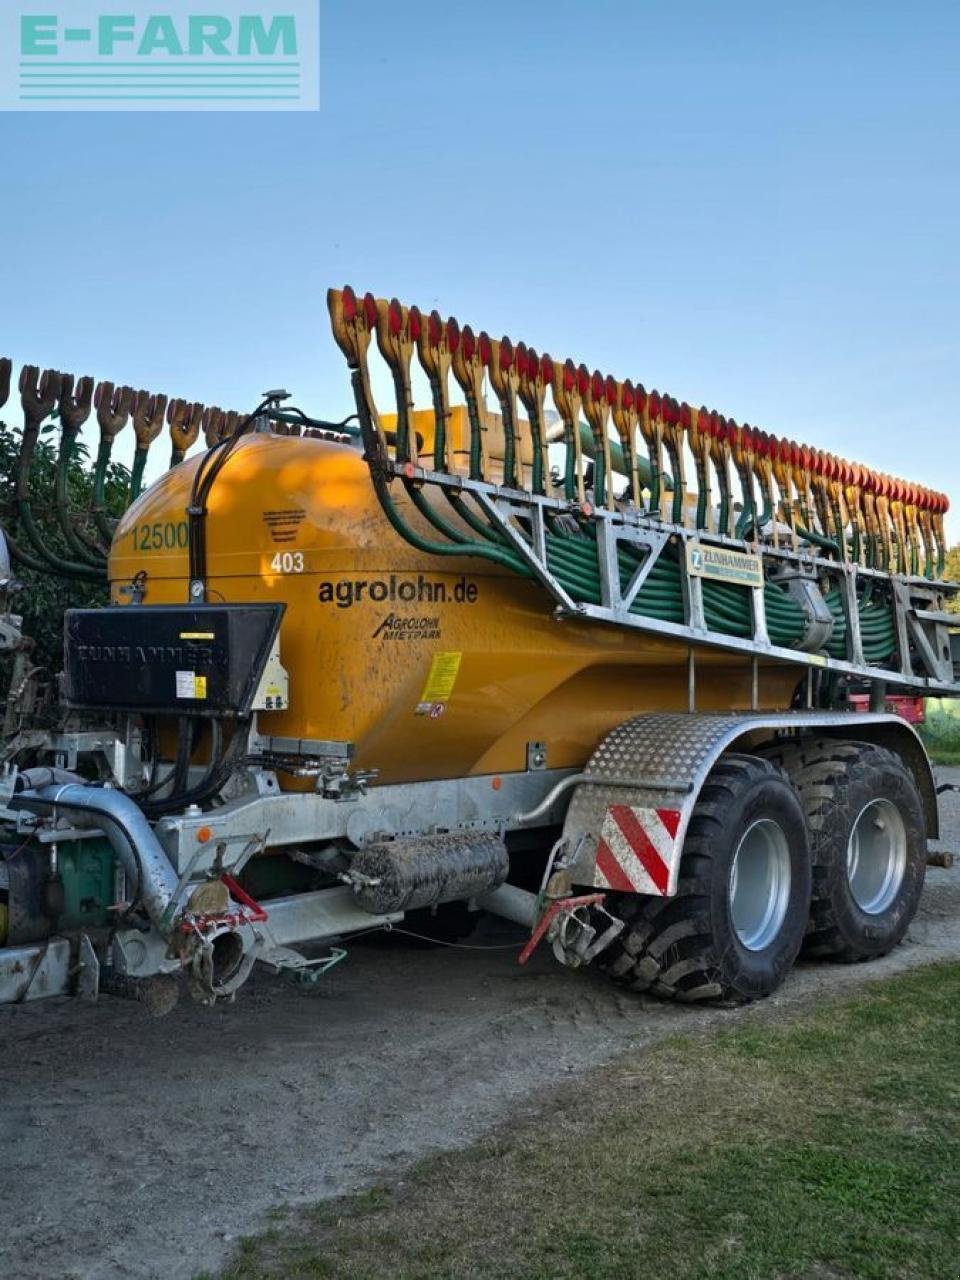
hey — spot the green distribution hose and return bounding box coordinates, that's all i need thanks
[355,387,898,667]
[421,507,896,663]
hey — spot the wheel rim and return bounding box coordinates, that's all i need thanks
[846,799,907,915]
[728,818,792,951]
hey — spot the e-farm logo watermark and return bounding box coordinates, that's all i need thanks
[3,2,318,110]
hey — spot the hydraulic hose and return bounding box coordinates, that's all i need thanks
[53,427,106,565]
[14,426,106,583]
[90,439,120,543]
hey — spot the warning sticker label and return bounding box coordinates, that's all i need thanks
[175,670,207,699]
[416,651,462,715]
[686,541,764,589]
[262,508,306,545]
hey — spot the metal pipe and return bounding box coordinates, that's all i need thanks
[545,421,670,492]
[11,784,182,933]
[477,883,538,928]
[513,770,692,826]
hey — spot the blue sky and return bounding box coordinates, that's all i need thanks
[1,0,958,534]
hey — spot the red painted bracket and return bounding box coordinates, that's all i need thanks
[178,874,268,934]
[518,892,605,966]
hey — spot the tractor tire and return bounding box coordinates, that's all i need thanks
[598,755,810,1002]
[765,738,926,962]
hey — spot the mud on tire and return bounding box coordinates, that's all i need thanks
[598,754,811,1002]
[764,738,927,962]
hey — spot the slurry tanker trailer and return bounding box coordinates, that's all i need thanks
[0,287,957,1012]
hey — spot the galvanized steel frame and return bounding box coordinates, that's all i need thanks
[396,460,960,696]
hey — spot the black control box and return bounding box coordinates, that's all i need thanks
[63,603,284,717]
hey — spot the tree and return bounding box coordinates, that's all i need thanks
[944,546,960,613]
[0,418,131,673]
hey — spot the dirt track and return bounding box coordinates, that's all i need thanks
[3,769,960,1280]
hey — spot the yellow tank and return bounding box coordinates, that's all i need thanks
[109,431,798,787]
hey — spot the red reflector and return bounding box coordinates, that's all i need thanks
[428,309,442,346]
[461,325,476,361]
[363,292,378,329]
[478,332,492,366]
[408,305,422,342]
[446,316,460,353]
[342,285,357,322]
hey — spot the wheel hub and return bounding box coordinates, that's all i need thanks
[728,818,792,951]
[846,798,907,915]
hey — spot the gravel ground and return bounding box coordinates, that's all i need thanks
[2,766,960,1280]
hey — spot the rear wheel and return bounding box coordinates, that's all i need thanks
[599,755,810,1001]
[765,739,927,961]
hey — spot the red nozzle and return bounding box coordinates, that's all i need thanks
[388,298,403,338]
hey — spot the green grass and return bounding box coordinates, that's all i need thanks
[920,699,960,764]
[211,964,960,1280]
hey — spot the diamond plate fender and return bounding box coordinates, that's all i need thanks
[562,710,938,896]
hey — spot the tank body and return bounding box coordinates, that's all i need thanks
[109,434,799,785]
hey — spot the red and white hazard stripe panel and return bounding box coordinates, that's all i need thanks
[593,805,681,896]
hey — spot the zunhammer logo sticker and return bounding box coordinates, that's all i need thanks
[685,541,764,589]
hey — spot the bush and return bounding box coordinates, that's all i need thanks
[0,417,130,674]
